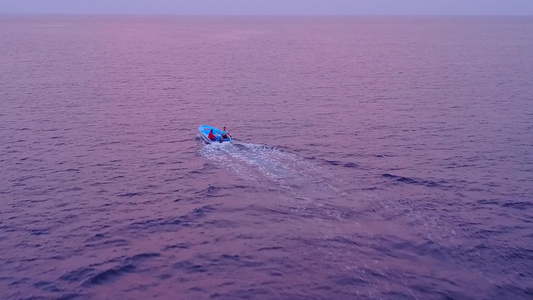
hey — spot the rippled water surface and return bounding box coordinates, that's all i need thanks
[1,16,532,300]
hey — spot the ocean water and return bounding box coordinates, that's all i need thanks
[0,15,532,300]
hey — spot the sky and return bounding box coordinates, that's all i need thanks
[1,0,533,15]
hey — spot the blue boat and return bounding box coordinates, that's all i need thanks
[198,125,232,144]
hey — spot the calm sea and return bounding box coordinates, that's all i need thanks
[0,15,532,300]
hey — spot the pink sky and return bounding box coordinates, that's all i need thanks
[1,0,533,15]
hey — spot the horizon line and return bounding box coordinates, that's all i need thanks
[1,13,533,17]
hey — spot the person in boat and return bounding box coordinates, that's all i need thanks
[221,127,231,140]
[208,129,217,141]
